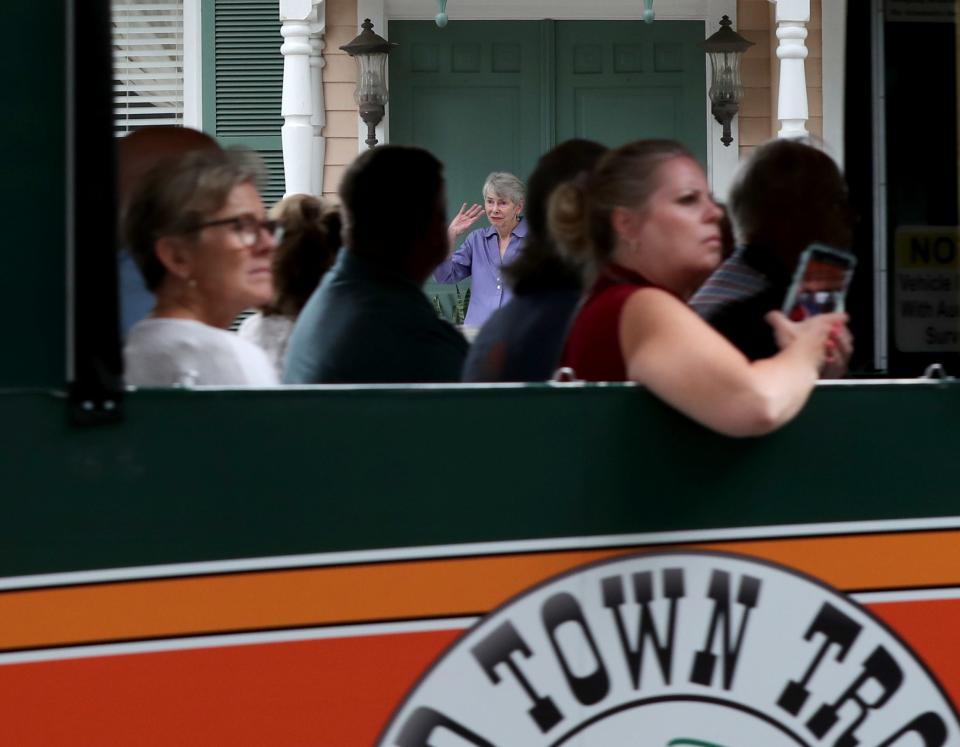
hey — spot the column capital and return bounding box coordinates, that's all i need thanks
[280,0,313,21]
[769,0,810,24]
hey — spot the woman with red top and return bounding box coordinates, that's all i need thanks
[552,140,850,437]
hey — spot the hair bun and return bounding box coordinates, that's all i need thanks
[547,180,593,267]
[300,199,321,222]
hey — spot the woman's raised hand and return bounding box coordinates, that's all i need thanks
[765,311,852,377]
[448,203,484,244]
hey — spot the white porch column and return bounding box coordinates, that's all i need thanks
[280,0,314,196]
[770,0,810,139]
[309,1,326,197]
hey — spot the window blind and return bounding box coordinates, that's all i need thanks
[112,0,184,134]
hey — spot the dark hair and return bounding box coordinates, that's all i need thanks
[338,146,444,263]
[729,138,854,266]
[505,139,608,294]
[117,126,220,211]
[263,194,342,318]
[124,148,263,291]
[548,139,692,273]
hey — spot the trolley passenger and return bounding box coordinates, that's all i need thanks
[123,149,279,387]
[554,139,849,437]
[462,139,607,382]
[691,137,855,374]
[116,126,221,338]
[284,146,468,384]
[238,194,342,377]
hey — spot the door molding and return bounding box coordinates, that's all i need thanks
[359,0,738,196]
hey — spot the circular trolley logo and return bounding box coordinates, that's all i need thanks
[378,552,960,747]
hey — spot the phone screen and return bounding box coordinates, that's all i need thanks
[782,245,857,321]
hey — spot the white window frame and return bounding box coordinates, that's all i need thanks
[357,0,738,197]
[821,0,846,169]
[183,0,203,129]
[110,0,203,131]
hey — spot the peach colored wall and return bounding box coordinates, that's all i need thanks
[322,0,359,200]
[737,0,774,161]
[806,0,824,140]
[737,0,823,161]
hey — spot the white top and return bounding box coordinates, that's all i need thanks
[125,318,279,387]
[237,312,295,379]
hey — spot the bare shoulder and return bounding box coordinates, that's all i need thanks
[619,286,704,342]
[618,285,746,379]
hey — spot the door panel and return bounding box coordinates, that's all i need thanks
[556,20,708,165]
[389,21,544,216]
[411,87,525,177]
[573,88,682,145]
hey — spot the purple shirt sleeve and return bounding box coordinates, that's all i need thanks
[432,220,528,327]
[433,228,480,284]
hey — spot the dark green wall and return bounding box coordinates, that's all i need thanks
[1,4,66,387]
[2,382,958,578]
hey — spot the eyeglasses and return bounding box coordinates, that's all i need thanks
[187,214,284,247]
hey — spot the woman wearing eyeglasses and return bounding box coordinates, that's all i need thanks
[237,193,342,377]
[123,149,280,386]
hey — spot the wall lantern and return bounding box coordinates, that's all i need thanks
[699,15,754,147]
[340,19,396,149]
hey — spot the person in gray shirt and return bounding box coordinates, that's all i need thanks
[284,146,467,384]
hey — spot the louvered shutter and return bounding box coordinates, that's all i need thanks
[202,0,285,206]
[112,0,185,134]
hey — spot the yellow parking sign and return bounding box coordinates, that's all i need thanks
[894,226,960,351]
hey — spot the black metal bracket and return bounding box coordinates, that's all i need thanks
[711,100,740,148]
[359,102,385,149]
[66,0,124,425]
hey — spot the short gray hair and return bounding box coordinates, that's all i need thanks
[482,171,525,205]
[124,148,264,291]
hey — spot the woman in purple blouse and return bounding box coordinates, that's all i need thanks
[433,172,528,327]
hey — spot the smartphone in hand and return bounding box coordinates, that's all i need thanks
[782,244,857,321]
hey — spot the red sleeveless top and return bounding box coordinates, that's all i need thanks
[560,263,656,381]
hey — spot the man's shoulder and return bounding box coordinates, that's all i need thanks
[692,251,775,317]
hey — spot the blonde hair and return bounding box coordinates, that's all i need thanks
[548,139,692,272]
[264,194,342,318]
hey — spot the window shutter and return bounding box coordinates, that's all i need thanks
[204,0,285,206]
[112,0,185,134]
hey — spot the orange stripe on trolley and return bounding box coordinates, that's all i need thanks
[2,530,960,651]
[0,602,957,747]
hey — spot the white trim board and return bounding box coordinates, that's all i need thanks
[821,0,847,169]
[183,0,203,129]
[5,512,959,591]
[358,0,739,198]
[385,0,725,20]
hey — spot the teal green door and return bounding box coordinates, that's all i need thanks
[555,21,708,165]
[389,19,707,319]
[388,21,545,220]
